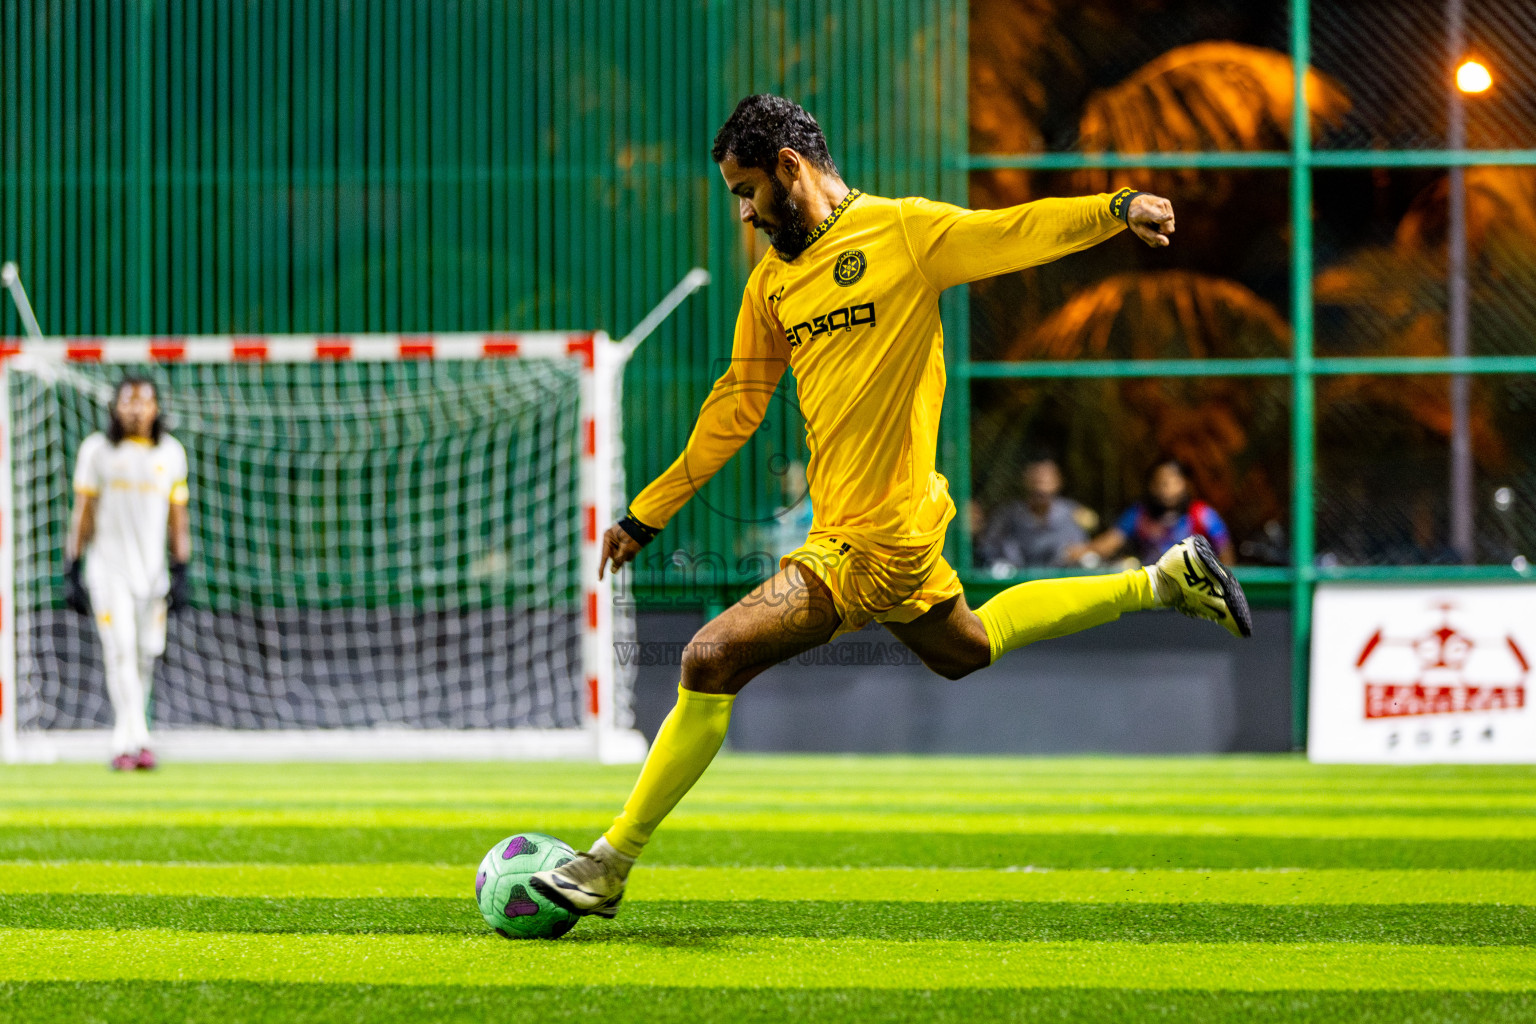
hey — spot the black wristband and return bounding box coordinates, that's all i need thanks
[170,561,188,577]
[66,558,81,577]
[617,511,660,548]
[1109,187,1147,223]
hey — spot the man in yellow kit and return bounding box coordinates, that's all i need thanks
[531,94,1251,918]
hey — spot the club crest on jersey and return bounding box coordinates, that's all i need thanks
[832,249,867,287]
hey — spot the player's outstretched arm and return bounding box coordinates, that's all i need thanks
[900,188,1174,291]
[596,356,776,579]
[601,289,787,579]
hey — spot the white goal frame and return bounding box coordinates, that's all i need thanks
[0,332,648,764]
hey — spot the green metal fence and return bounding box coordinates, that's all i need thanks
[963,0,1536,748]
[4,0,1535,749]
[0,0,969,621]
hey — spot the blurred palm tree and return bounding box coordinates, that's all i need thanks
[1071,41,1350,204]
[966,18,1351,559]
[1312,166,1536,478]
[969,0,1082,208]
[968,9,1352,208]
[1013,269,1290,361]
[976,271,1291,543]
[1395,165,1536,253]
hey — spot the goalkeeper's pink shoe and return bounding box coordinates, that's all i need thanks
[135,748,158,770]
[110,753,138,772]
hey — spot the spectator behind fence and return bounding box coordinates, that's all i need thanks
[1069,457,1234,566]
[975,457,1096,569]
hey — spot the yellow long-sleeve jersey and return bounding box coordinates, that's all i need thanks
[629,189,1130,545]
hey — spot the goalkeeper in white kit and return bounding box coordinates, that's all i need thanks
[64,377,191,770]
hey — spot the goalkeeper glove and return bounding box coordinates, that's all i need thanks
[64,560,92,617]
[168,561,190,614]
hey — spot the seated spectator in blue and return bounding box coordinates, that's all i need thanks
[1072,457,1234,565]
[975,456,1095,568]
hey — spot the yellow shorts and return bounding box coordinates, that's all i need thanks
[780,529,963,639]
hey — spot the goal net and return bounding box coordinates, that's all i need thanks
[0,334,645,763]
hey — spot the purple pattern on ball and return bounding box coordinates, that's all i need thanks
[475,870,486,900]
[505,884,540,917]
[501,835,536,860]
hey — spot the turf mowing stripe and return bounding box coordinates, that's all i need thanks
[6,863,1534,905]
[11,754,1534,779]
[6,827,1533,869]
[20,787,1536,808]
[8,807,1533,838]
[8,763,1535,802]
[4,895,1533,946]
[20,792,1536,816]
[628,867,1536,906]
[4,929,1535,990]
[2,983,1533,1024]
[15,774,1536,808]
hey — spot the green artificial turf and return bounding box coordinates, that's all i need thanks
[9,826,1534,869]
[3,983,1533,1024]
[4,756,1534,1022]
[9,862,1533,903]
[4,894,1534,945]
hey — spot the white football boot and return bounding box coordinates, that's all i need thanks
[1152,536,1253,638]
[529,839,630,919]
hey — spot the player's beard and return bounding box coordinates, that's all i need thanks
[764,175,812,260]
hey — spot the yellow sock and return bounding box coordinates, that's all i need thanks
[974,570,1158,664]
[602,685,736,859]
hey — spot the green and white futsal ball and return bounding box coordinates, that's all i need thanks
[475,832,581,939]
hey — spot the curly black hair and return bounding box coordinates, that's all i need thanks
[711,94,839,175]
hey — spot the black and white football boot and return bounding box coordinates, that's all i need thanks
[1153,536,1253,639]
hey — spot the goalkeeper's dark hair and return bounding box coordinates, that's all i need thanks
[712,94,840,176]
[107,375,162,445]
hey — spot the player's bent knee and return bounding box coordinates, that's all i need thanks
[679,635,735,693]
[931,640,991,681]
[934,656,982,681]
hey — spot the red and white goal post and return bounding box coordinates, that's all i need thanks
[0,333,648,764]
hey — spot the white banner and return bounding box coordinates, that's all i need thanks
[1309,583,1535,763]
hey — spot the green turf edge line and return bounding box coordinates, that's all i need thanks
[5,930,1536,990]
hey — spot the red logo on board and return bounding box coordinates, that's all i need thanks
[1356,603,1528,719]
